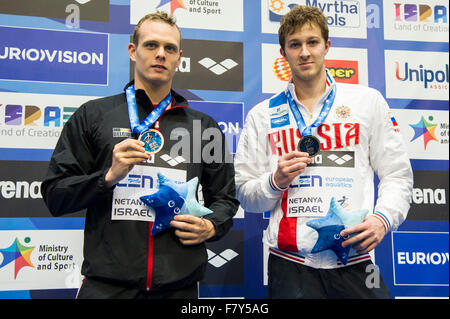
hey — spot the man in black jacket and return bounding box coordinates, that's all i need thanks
[41,11,238,299]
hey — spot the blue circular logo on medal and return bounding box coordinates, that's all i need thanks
[139,129,164,154]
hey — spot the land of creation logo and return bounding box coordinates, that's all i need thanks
[409,115,439,150]
[0,237,35,279]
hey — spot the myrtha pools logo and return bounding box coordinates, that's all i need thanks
[0,237,35,279]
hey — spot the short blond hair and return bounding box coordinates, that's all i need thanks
[132,11,181,45]
[278,6,329,50]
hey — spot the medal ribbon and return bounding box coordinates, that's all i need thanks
[125,84,172,135]
[286,82,336,137]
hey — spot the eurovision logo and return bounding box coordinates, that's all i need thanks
[0,26,109,85]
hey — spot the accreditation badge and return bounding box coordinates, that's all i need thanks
[286,170,364,219]
[139,129,164,154]
[111,165,187,222]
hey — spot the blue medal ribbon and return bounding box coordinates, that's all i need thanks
[286,83,336,137]
[125,84,172,135]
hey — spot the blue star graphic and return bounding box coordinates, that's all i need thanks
[306,197,368,265]
[140,173,212,236]
[157,0,172,8]
[409,117,429,142]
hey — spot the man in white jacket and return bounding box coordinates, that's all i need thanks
[234,5,413,298]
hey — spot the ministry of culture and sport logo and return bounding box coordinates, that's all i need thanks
[0,237,35,279]
[409,115,439,150]
[157,0,186,14]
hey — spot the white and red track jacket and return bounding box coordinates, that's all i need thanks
[235,71,413,269]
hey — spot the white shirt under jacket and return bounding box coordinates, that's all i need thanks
[234,71,413,269]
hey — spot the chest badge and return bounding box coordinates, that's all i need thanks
[336,105,351,119]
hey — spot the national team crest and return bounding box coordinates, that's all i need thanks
[336,105,351,119]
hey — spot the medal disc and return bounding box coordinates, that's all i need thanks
[298,135,320,156]
[139,129,164,154]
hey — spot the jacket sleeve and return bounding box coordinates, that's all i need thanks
[368,90,413,232]
[234,106,285,213]
[200,119,240,241]
[41,102,112,217]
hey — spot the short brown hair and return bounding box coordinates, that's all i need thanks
[132,11,181,45]
[278,5,329,50]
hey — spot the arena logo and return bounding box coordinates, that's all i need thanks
[171,39,243,91]
[412,187,447,205]
[408,170,448,221]
[201,230,244,286]
[0,26,109,85]
[0,180,42,199]
[0,161,78,218]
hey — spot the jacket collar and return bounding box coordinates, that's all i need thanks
[124,80,189,109]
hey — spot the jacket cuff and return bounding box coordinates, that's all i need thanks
[268,173,288,193]
[370,211,391,233]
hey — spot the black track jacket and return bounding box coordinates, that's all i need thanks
[41,83,239,292]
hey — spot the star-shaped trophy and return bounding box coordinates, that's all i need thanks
[306,197,368,265]
[140,173,213,236]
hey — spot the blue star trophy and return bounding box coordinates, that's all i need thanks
[140,173,213,236]
[304,197,368,265]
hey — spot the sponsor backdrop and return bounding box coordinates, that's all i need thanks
[0,0,448,299]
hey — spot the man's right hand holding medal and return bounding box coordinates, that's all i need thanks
[273,151,312,189]
[105,139,151,188]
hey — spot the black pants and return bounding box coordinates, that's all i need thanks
[77,277,198,299]
[268,253,391,299]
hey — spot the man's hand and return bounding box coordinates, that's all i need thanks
[170,215,216,245]
[273,151,312,189]
[105,139,150,188]
[340,216,387,254]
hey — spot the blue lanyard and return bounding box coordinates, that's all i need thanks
[125,84,172,135]
[286,84,336,136]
